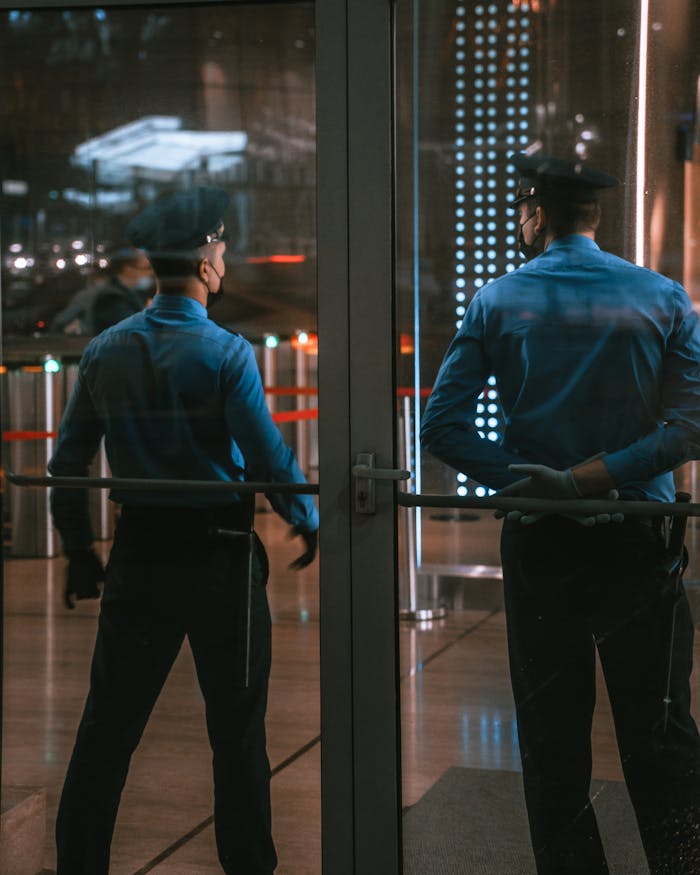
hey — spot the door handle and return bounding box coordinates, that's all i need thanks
[352,452,410,514]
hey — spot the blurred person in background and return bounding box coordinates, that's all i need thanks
[51,246,154,335]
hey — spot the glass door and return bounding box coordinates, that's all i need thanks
[392,1,700,874]
[1,3,322,873]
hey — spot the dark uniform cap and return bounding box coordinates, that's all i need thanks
[510,153,619,207]
[125,187,230,254]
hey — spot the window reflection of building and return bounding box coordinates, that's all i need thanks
[0,4,316,337]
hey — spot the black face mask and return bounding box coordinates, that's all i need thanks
[518,211,544,261]
[205,263,225,309]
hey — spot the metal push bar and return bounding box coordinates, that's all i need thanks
[7,472,318,494]
[397,492,700,517]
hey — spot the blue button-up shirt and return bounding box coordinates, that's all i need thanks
[421,235,700,501]
[50,294,318,550]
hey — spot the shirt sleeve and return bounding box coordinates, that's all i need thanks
[222,343,319,532]
[420,293,525,490]
[603,282,700,485]
[48,357,104,552]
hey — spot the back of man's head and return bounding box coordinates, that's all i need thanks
[538,194,602,237]
[511,153,618,238]
[125,187,230,289]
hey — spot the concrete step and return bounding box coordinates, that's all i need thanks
[0,786,47,875]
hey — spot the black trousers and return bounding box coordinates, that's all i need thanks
[501,516,700,875]
[56,504,277,875]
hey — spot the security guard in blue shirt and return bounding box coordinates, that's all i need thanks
[421,154,700,874]
[49,187,318,875]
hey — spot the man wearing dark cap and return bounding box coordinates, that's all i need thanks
[421,154,700,873]
[49,186,318,875]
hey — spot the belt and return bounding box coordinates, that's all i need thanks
[119,499,254,534]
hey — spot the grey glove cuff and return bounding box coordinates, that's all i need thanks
[565,468,582,498]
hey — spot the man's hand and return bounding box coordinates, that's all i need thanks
[507,463,580,498]
[496,462,624,526]
[64,548,105,609]
[288,526,319,570]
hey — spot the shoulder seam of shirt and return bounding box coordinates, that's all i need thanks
[94,319,245,353]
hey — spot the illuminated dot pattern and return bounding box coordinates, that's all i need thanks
[452,1,531,496]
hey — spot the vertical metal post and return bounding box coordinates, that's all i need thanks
[44,368,58,557]
[295,345,308,475]
[399,395,418,615]
[399,395,446,622]
[263,344,277,415]
[8,368,61,557]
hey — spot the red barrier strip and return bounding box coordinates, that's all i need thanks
[3,430,57,441]
[0,416,321,439]
[2,414,321,438]
[246,255,306,264]
[396,388,432,398]
[3,389,436,440]
[264,386,318,396]
[271,409,318,424]
[265,387,433,397]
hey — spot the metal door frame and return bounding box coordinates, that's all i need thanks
[317,0,402,873]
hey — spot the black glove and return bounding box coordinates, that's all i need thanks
[288,526,319,570]
[64,548,106,609]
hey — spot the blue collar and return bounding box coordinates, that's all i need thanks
[546,234,600,253]
[150,293,208,319]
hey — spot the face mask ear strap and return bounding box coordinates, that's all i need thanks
[518,207,545,261]
[202,261,224,309]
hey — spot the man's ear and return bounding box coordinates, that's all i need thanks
[534,204,548,235]
[197,257,208,281]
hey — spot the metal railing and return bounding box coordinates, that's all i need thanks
[397,492,700,517]
[7,473,319,495]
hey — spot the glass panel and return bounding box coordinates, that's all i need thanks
[1,4,320,873]
[396,0,700,871]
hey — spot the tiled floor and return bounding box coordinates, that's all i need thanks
[3,511,700,873]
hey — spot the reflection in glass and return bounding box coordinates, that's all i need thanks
[396,1,700,872]
[1,5,320,874]
[1,4,316,340]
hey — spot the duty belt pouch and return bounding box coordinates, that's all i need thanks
[657,492,691,733]
[208,497,256,688]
